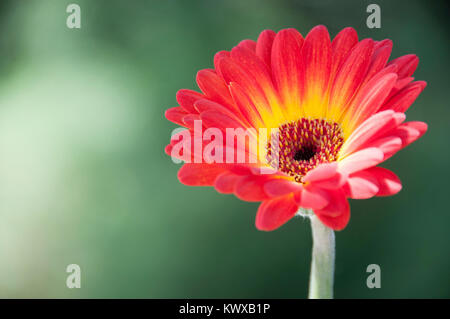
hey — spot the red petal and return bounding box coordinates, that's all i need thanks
[338,147,384,175]
[346,170,380,199]
[374,39,391,50]
[388,54,419,78]
[386,76,414,100]
[178,164,226,186]
[182,114,202,129]
[176,89,204,113]
[303,163,345,189]
[361,40,392,86]
[341,110,404,156]
[165,107,188,126]
[330,27,358,83]
[299,185,330,210]
[214,50,230,78]
[234,175,270,202]
[200,109,247,130]
[237,39,256,52]
[366,167,402,196]
[214,172,240,194]
[315,190,350,230]
[346,72,398,129]
[264,178,302,197]
[304,162,337,181]
[381,81,426,113]
[365,136,402,160]
[229,82,264,127]
[230,45,279,111]
[301,25,332,99]
[195,99,249,128]
[271,28,305,109]
[196,69,237,113]
[231,46,273,84]
[256,30,276,68]
[329,39,374,114]
[217,56,273,115]
[391,121,428,147]
[255,194,299,231]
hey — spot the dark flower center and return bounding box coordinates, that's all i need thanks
[266,118,344,183]
[293,145,316,161]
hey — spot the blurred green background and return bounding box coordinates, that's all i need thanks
[0,0,448,298]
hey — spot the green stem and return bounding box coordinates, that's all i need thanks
[308,215,335,299]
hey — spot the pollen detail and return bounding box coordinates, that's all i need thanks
[266,118,344,183]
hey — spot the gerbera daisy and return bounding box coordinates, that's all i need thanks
[165,25,427,232]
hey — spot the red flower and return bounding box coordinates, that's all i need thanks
[165,26,427,231]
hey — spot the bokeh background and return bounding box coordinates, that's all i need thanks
[0,0,448,298]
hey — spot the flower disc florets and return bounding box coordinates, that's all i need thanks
[266,118,344,182]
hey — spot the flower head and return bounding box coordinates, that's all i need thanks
[165,26,427,231]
